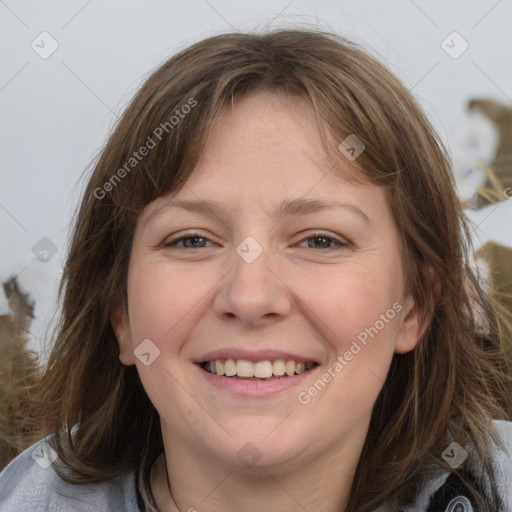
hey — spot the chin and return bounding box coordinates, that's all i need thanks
[199,421,312,472]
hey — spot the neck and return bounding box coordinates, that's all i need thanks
[152,418,370,512]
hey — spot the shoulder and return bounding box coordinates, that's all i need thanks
[425,420,512,511]
[0,437,141,512]
[425,419,512,511]
[489,419,512,507]
[373,419,512,512]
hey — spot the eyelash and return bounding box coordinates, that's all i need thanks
[163,231,349,250]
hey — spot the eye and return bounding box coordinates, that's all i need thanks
[163,232,215,249]
[297,232,349,250]
[162,231,349,250]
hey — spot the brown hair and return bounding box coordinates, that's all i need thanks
[32,29,512,511]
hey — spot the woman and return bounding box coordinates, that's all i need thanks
[1,29,511,512]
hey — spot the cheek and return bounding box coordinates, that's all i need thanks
[126,268,173,343]
[126,260,219,345]
[293,260,401,352]
[125,261,209,419]
[292,263,402,427]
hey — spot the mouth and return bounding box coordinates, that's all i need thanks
[199,358,319,381]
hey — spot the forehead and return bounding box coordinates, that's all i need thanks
[184,91,364,191]
[202,92,324,171]
[140,91,388,223]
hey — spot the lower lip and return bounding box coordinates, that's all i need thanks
[195,364,318,397]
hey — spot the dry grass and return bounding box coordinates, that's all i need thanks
[0,277,40,470]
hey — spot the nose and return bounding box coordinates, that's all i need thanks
[212,240,292,328]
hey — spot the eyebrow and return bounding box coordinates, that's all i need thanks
[145,198,370,225]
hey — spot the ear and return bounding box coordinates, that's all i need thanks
[394,294,432,354]
[111,305,135,366]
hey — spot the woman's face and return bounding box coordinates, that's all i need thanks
[113,91,424,472]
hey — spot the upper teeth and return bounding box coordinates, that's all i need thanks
[205,359,315,378]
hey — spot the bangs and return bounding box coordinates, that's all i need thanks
[91,31,420,217]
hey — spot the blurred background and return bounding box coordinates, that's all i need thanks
[1,0,511,359]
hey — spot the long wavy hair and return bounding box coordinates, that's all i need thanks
[31,29,512,511]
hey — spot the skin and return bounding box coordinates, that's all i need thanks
[112,92,429,512]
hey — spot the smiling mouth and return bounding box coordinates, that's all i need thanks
[200,359,319,380]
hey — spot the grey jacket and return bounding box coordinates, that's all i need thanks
[1,420,511,511]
